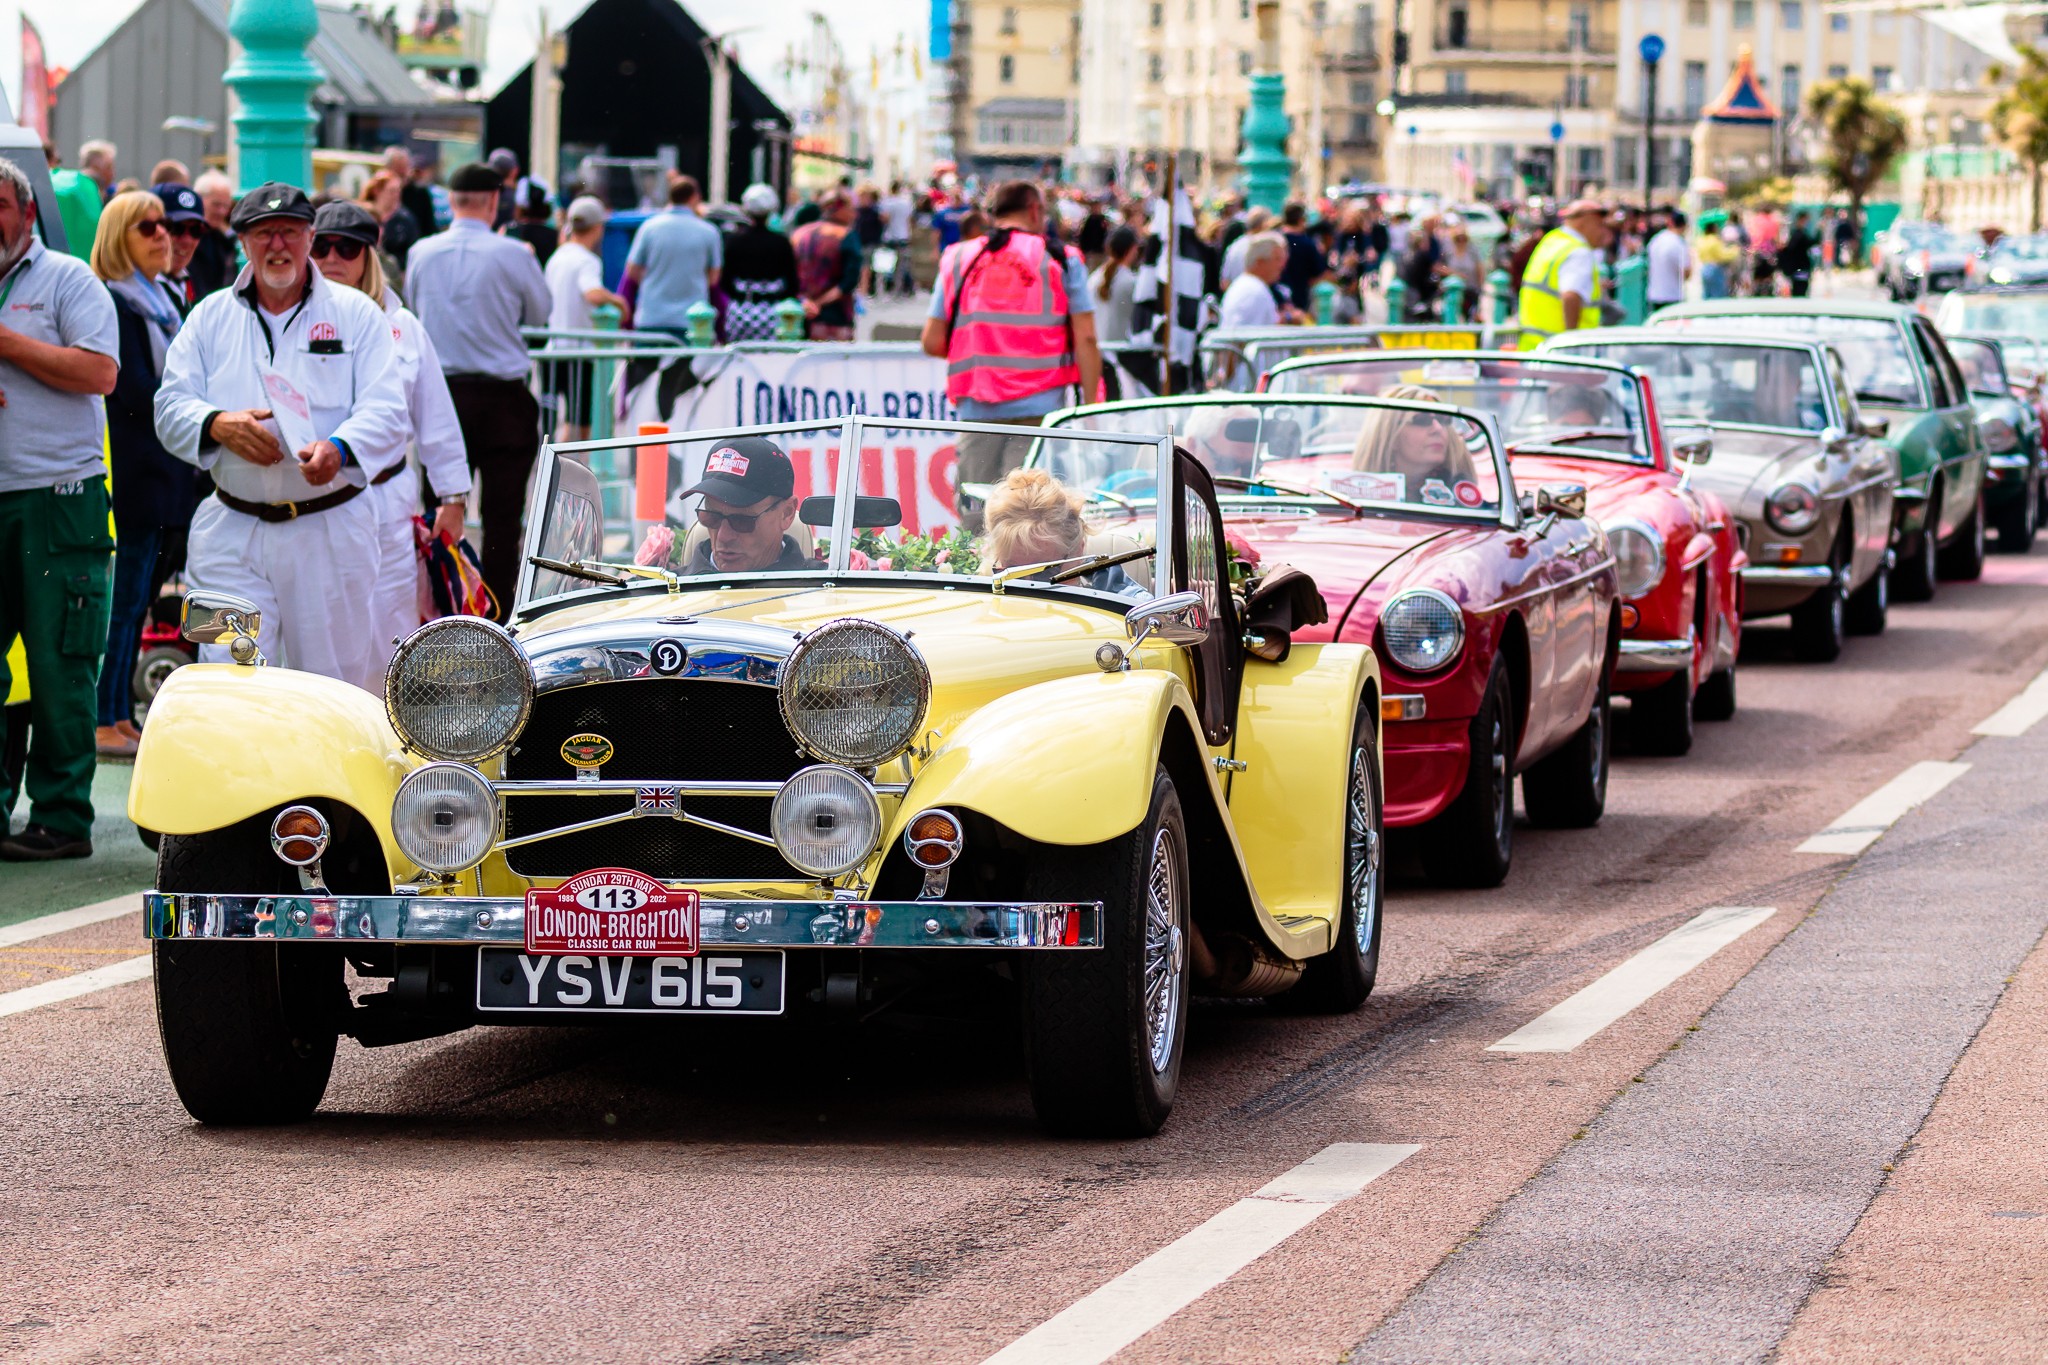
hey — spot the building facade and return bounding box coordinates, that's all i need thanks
[942,0,1083,179]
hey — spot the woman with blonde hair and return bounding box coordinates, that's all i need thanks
[91,190,196,757]
[1351,383,1481,499]
[984,467,1145,596]
[309,200,471,646]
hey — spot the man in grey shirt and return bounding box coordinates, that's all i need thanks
[626,174,723,338]
[404,161,552,617]
[0,156,121,860]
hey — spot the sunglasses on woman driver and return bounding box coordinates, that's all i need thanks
[311,236,369,261]
[133,219,205,241]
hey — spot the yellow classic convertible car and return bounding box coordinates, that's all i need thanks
[131,416,1382,1137]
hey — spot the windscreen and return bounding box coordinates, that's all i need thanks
[1947,339,2008,395]
[1049,398,1506,518]
[1942,293,2048,337]
[1556,342,1831,433]
[1652,312,1921,407]
[527,418,1168,604]
[1267,355,1651,463]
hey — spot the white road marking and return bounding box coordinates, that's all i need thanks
[1796,761,1972,855]
[980,1143,1420,1365]
[0,895,140,948]
[0,955,152,1019]
[1487,906,1777,1054]
[1974,667,2048,738]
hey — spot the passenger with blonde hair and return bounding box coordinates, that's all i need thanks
[1351,383,1482,500]
[92,189,194,759]
[984,468,1146,596]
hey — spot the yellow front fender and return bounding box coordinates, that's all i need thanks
[129,664,410,858]
[898,670,1197,847]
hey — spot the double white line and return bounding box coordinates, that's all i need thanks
[0,896,149,1020]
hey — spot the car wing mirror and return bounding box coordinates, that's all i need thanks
[797,494,903,529]
[1859,416,1889,439]
[1534,483,1588,519]
[181,590,265,664]
[1822,425,1857,457]
[1671,434,1713,465]
[1125,590,1211,650]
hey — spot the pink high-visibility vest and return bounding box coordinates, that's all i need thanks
[939,231,1080,406]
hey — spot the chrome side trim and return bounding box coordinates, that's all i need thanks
[1741,565,1835,586]
[143,893,1103,950]
[1617,637,1697,672]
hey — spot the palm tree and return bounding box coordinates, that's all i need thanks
[1990,46,2048,231]
[1803,78,1909,250]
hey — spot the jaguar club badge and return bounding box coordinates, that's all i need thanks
[561,733,614,770]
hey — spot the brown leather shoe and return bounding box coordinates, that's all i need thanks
[114,719,142,742]
[95,725,138,759]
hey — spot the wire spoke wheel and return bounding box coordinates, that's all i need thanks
[1347,744,1382,955]
[1142,826,1186,1076]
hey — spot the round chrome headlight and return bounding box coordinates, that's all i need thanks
[386,617,533,761]
[1981,417,2019,453]
[770,764,884,878]
[1764,481,1821,536]
[1380,588,1466,674]
[391,762,499,874]
[778,619,931,767]
[1605,520,1666,599]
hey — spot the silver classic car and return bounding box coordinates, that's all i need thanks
[1545,330,1898,662]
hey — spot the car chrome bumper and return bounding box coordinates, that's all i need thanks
[143,894,1102,950]
[1987,454,2030,477]
[1616,638,1696,672]
[1741,565,1835,587]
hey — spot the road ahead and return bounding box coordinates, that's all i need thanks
[6,462,2048,1360]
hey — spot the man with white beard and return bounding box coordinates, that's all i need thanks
[154,182,410,691]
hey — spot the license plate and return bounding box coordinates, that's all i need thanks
[525,868,698,956]
[476,949,786,1015]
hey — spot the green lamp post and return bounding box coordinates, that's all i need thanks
[1239,0,1294,211]
[224,0,324,192]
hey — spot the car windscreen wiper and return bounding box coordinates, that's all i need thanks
[1047,545,1159,583]
[1212,473,1366,511]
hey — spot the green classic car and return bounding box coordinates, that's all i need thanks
[1947,334,2045,552]
[1651,300,1988,600]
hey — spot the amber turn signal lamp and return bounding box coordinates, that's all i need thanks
[1619,604,1640,630]
[904,809,964,869]
[1777,546,1802,564]
[270,805,331,868]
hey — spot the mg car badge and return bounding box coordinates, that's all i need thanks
[561,733,614,770]
[650,638,687,675]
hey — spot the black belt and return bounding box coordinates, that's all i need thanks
[216,482,365,522]
[371,461,404,486]
[445,374,528,386]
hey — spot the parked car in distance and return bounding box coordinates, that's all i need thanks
[1934,284,2048,337]
[1880,227,1978,300]
[1651,300,1986,602]
[132,416,1386,1139]
[1967,233,2048,289]
[1947,334,2046,551]
[1048,393,1620,890]
[1546,330,1899,662]
[1264,349,1743,754]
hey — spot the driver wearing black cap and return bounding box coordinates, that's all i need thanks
[681,436,813,573]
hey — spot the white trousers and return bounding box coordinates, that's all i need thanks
[369,466,423,658]
[186,492,385,693]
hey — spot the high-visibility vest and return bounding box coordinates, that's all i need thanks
[938,231,1080,405]
[1517,228,1603,350]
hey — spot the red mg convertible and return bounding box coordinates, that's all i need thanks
[1047,393,1620,888]
[1263,351,1747,755]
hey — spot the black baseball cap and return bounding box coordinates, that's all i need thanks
[313,200,382,247]
[683,437,796,506]
[448,162,503,193]
[155,184,203,222]
[230,182,314,231]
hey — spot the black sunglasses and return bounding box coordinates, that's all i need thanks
[311,237,368,261]
[1404,412,1445,429]
[133,219,165,238]
[166,221,205,240]
[696,504,777,534]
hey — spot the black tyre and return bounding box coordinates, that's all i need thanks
[1418,662,1515,888]
[1994,479,2039,553]
[1628,667,1694,757]
[154,828,341,1126]
[1789,552,1847,663]
[1937,490,1986,581]
[1845,553,1889,636]
[1021,768,1189,1138]
[1892,496,1939,604]
[1523,667,1611,829]
[130,645,189,706]
[1692,666,1737,722]
[1283,712,1384,1013]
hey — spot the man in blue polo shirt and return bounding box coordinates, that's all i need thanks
[625,174,723,340]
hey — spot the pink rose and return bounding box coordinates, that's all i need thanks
[1225,530,1262,567]
[636,524,675,566]
[935,550,951,566]
[848,548,871,570]
[875,556,894,571]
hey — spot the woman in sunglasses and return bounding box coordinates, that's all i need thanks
[309,200,472,644]
[91,190,197,759]
[1350,383,1484,505]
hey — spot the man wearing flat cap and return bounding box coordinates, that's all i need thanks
[1517,198,1613,350]
[153,181,411,692]
[403,161,552,617]
[677,437,812,574]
